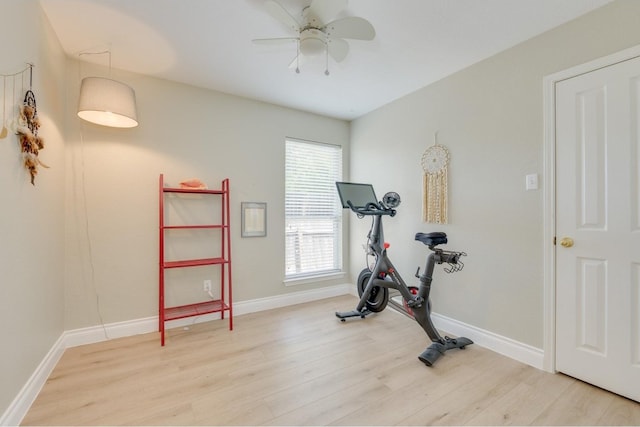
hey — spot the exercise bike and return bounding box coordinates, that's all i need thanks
[335,182,473,366]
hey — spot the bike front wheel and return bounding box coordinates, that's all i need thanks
[357,268,389,312]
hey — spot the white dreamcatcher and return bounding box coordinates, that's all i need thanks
[421,132,449,224]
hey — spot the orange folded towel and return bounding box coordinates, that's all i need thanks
[179,178,207,190]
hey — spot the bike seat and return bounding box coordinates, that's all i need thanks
[415,232,447,247]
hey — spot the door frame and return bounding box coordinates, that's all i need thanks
[542,44,640,372]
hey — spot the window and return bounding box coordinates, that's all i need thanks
[285,139,343,280]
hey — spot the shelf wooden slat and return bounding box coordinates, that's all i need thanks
[162,224,227,230]
[163,187,224,195]
[164,300,230,321]
[163,257,227,269]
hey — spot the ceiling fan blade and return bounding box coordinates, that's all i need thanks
[253,37,298,45]
[264,0,300,32]
[325,17,375,40]
[328,38,349,63]
[308,0,347,25]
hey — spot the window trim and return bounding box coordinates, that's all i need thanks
[283,271,346,287]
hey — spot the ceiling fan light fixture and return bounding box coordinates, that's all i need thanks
[299,29,326,56]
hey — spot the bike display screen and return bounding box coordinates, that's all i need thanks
[335,182,378,209]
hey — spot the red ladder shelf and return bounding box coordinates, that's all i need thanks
[158,174,233,345]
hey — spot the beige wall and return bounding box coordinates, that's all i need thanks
[349,0,640,348]
[63,61,351,329]
[0,0,67,417]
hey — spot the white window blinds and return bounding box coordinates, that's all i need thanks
[285,139,343,279]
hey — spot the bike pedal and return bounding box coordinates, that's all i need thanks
[407,297,424,308]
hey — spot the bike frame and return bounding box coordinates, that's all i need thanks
[334,186,473,366]
[357,213,445,344]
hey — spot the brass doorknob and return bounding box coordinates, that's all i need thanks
[560,237,574,248]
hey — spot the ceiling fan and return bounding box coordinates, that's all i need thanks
[253,0,376,75]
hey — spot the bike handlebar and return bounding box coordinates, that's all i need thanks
[347,200,396,217]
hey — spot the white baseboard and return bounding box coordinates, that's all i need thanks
[54,283,351,349]
[61,288,543,369]
[432,312,544,370]
[60,283,353,348]
[2,283,543,425]
[352,288,543,369]
[234,283,351,315]
[0,335,66,427]
[61,316,159,348]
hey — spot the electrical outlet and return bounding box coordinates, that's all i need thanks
[203,280,212,292]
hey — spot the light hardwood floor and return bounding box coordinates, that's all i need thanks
[22,295,640,426]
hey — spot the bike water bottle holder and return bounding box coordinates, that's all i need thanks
[415,232,466,274]
[435,250,467,273]
[441,251,466,273]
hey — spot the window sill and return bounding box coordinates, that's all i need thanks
[284,271,346,287]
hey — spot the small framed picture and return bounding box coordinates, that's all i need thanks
[241,202,267,237]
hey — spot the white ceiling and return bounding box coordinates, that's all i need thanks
[39,0,611,120]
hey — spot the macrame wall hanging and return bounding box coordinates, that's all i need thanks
[2,63,48,185]
[18,65,48,185]
[421,132,450,224]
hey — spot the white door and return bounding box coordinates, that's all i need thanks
[556,55,640,402]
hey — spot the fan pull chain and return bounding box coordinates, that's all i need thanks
[324,44,330,76]
[295,40,300,74]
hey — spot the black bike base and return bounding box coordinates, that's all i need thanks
[335,309,372,322]
[418,336,473,366]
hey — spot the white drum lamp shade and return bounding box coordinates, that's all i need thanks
[77,77,138,128]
